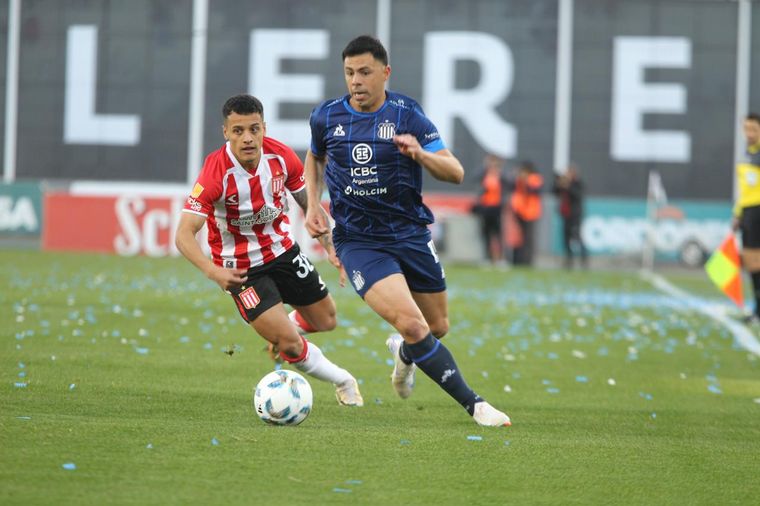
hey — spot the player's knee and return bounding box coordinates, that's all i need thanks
[312,312,337,332]
[429,317,449,339]
[396,316,430,342]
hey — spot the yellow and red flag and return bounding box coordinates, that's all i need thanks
[705,232,743,308]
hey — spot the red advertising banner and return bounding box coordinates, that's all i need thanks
[42,193,192,256]
[41,191,475,257]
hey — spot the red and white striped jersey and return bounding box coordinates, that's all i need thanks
[182,137,306,269]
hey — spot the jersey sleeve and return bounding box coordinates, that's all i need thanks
[183,157,222,217]
[309,103,328,157]
[410,104,446,153]
[282,146,306,193]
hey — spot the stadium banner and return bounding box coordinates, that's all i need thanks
[0,182,43,237]
[39,189,475,259]
[550,197,732,266]
[6,0,749,205]
[40,191,325,259]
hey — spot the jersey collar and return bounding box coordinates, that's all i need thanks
[342,93,390,116]
[226,141,265,175]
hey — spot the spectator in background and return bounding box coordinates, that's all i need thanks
[733,112,760,324]
[473,154,506,264]
[509,160,544,266]
[553,163,588,269]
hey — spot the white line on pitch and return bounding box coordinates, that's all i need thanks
[640,270,760,356]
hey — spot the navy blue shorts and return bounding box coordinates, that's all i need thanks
[334,229,446,298]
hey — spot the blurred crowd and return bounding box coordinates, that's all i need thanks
[471,155,587,269]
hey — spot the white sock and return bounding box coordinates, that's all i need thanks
[294,340,352,385]
[288,310,314,336]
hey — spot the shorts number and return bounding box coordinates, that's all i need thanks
[292,252,315,279]
[427,240,440,264]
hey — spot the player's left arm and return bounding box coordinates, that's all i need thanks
[393,133,464,184]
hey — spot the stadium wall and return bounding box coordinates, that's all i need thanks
[0,0,754,261]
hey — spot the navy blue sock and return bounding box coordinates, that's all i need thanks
[402,333,481,415]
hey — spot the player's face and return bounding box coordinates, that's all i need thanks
[223,112,266,170]
[745,119,760,147]
[344,53,390,113]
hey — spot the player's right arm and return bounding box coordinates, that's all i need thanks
[304,104,331,239]
[175,211,247,291]
[304,150,330,238]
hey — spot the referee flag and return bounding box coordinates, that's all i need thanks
[705,232,743,308]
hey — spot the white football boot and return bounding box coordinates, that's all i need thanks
[472,401,511,427]
[335,377,364,407]
[385,333,416,399]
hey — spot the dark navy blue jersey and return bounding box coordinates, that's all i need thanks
[309,91,446,240]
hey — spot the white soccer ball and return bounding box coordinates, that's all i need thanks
[253,369,313,426]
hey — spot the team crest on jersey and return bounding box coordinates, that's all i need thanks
[271,174,284,195]
[351,270,365,291]
[333,124,345,137]
[377,121,396,140]
[239,287,260,309]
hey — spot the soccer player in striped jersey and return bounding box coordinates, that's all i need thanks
[304,35,510,426]
[175,94,363,407]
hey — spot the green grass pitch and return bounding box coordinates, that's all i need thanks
[2,250,760,505]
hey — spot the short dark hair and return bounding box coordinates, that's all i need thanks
[342,35,388,66]
[222,94,264,119]
[747,113,760,125]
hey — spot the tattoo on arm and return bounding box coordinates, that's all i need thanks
[292,190,308,213]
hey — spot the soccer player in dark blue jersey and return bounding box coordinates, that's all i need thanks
[304,35,510,426]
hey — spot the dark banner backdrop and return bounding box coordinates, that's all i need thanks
[2,0,756,202]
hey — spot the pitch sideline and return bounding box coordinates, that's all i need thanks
[640,270,760,356]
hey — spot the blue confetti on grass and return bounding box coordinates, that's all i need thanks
[179,336,190,343]
[18,371,26,378]
[62,462,76,471]
[575,375,589,383]
[134,347,149,355]
[146,443,153,449]
[467,435,483,441]
[399,439,411,445]
[346,480,363,485]
[14,382,27,388]
[504,440,511,446]
[333,488,352,494]
[707,384,723,394]
[69,383,76,390]
[16,416,31,420]
[546,387,560,394]
[385,358,394,366]
[639,392,653,400]
[211,437,220,446]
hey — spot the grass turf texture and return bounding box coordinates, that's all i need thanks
[2,250,760,505]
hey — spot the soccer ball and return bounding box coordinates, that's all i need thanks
[253,369,313,426]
